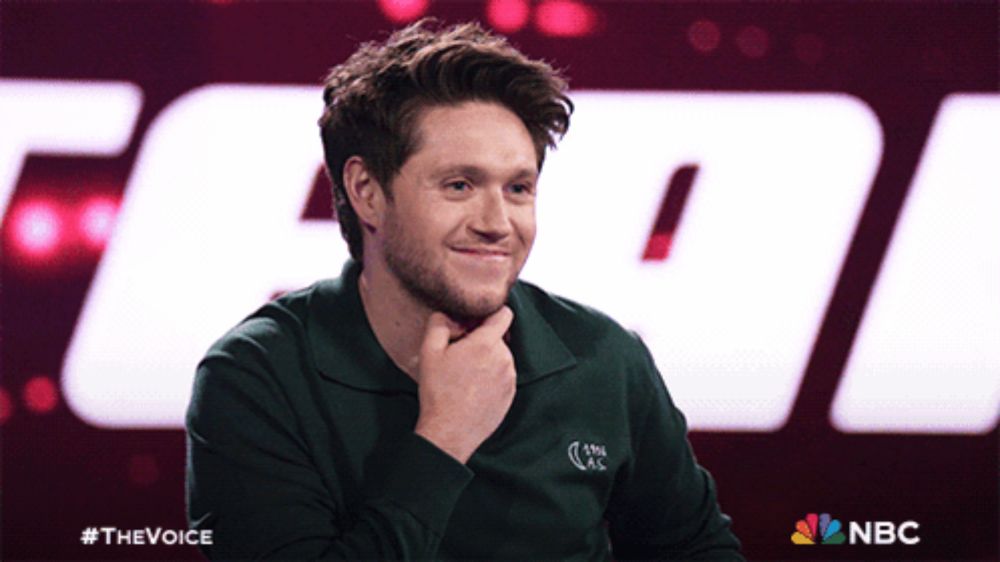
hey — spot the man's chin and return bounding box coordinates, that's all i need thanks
[442,289,510,324]
[445,301,503,325]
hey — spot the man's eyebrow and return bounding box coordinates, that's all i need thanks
[436,165,539,181]
[509,167,540,181]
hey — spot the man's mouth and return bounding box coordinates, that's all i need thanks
[451,247,511,259]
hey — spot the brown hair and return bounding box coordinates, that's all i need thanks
[318,19,573,261]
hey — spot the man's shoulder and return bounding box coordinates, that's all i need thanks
[512,279,642,357]
[202,280,336,362]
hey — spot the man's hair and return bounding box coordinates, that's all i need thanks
[318,19,573,261]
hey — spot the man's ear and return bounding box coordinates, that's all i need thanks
[342,156,387,232]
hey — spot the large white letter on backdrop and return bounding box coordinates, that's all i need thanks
[524,92,882,431]
[831,94,1000,434]
[54,87,996,433]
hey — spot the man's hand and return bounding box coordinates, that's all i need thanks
[414,306,516,464]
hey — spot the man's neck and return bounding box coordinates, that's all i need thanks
[357,258,464,380]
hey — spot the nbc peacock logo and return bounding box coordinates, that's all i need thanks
[791,512,846,545]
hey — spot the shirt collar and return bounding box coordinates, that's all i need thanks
[309,260,577,393]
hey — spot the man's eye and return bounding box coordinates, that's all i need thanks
[508,183,533,195]
[446,181,470,191]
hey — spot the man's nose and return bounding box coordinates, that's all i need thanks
[469,188,512,240]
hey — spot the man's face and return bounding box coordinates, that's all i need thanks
[378,101,538,322]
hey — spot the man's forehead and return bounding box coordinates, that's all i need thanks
[408,102,539,173]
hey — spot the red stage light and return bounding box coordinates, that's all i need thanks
[23,376,58,414]
[377,0,429,23]
[688,19,721,54]
[0,387,12,425]
[78,197,118,249]
[11,200,62,257]
[487,0,531,33]
[736,25,770,59]
[535,0,598,38]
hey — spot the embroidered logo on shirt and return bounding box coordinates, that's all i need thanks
[568,441,607,472]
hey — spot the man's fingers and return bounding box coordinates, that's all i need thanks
[421,312,454,354]
[466,306,514,343]
[425,306,513,354]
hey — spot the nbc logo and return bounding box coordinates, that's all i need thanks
[791,512,920,546]
[791,513,846,545]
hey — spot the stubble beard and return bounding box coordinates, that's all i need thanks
[381,214,515,323]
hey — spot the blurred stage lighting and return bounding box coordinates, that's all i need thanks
[23,376,58,414]
[78,197,118,250]
[10,199,62,258]
[688,19,722,54]
[735,25,770,59]
[487,0,531,33]
[534,0,598,37]
[377,0,429,23]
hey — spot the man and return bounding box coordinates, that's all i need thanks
[186,19,742,560]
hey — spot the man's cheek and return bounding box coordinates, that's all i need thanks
[515,212,537,249]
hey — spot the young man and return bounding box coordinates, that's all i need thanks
[186,20,742,560]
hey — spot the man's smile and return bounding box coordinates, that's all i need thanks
[450,246,512,260]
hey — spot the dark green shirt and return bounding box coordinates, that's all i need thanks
[186,260,742,560]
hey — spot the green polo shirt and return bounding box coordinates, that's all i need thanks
[186,260,742,560]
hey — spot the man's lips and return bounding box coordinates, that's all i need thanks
[451,247,511,258]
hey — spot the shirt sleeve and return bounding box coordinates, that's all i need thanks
[185,341,473,560]
[605,336,744,561]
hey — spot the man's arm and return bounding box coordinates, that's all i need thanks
[185,347,472,560]
[186,306,517,560]
[605,337,744,561]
